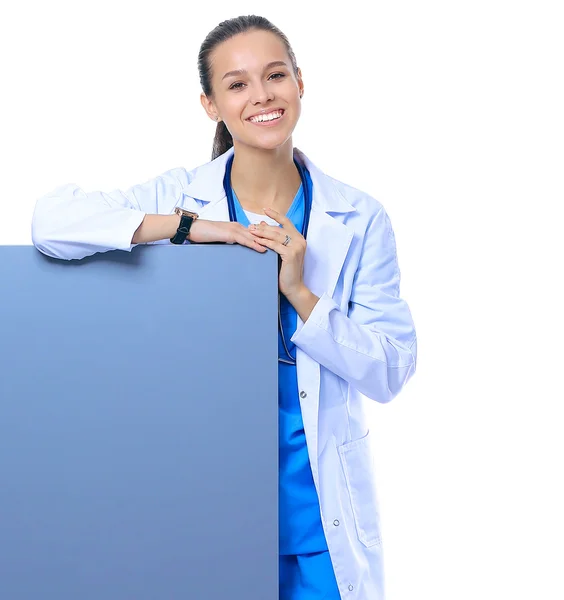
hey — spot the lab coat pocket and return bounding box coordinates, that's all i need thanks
[338,430,382,547]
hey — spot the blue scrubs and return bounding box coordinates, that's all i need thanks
[231,174,341,600]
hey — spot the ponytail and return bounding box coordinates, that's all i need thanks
[212,121,233,161]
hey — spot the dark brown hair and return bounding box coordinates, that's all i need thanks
[198,15,299,160]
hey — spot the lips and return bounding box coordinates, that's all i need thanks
[246,109,285,122]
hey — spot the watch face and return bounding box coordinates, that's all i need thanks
[175,207,198,218]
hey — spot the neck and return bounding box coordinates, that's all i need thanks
[230,139,301,214]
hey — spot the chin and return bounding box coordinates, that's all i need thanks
[258,138,291,151]
[254,128,297,150]
[236,134,291,153]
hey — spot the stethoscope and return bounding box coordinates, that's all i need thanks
[222,153,313,366]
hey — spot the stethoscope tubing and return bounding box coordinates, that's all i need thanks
[223,154,313,365]
[223,153,312,239]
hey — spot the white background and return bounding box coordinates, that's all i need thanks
[1,1,563,598]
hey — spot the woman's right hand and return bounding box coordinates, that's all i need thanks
[188,219,267,253]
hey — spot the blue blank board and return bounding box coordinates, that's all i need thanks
[0,244,279,600]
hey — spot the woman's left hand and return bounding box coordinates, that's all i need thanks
[248,207,306,299]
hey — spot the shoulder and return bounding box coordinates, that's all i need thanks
[316,172,401,265]
[142,151,217,189]
[299,148,386,222]
[146,165,195,189]
[310,166,396,250]
[314,168,388,231]
[152,152,230,204]
[329,174,384,215]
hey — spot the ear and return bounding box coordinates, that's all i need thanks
[296,67,304,99]
[200,93,221,122]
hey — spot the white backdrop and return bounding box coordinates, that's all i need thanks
[1,1,563,598]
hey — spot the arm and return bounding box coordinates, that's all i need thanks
[131,214,181,244]
[31,169,267,260]
[290,206,417,403]
[31,169,186,260]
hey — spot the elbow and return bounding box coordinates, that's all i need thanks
[31,205,86,261]
[31,195,63,259]
[365,336,417,404]
[30,186,99,261]
[30,188,114,261]
[386,355,417,403]
[31,216,61,259]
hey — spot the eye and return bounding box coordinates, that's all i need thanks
[229,72,286,91]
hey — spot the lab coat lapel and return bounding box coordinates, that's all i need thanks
[292,149,356,489]
[301,208,354,299]
[295,148,356,303]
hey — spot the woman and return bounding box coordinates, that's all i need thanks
[32,15,417,600]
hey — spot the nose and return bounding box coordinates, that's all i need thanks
[250,80,274,105]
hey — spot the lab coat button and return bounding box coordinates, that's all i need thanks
[300,391,307,398]
[333,519,340,526]
[348,584,354,591]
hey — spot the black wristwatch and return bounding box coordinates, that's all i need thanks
[170,207,199,244]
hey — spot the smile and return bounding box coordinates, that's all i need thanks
[247,109,285,125]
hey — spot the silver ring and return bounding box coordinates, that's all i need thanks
[282,234,291,246]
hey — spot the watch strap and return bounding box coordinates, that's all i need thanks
[170,214,195,244]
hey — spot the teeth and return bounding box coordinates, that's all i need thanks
[250,110,283,123]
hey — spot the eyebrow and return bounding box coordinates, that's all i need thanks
[221,61,289,81]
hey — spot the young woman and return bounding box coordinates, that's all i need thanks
[32,15,417,600]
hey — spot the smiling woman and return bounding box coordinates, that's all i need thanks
[198,22,303,161]
[31,14,417,600]
[197,22,305,220]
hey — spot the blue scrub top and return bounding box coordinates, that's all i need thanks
[231,171,328,555]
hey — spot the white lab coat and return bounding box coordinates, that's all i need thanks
[32,146,417,599]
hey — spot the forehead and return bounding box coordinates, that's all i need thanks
[210,30,288,77]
